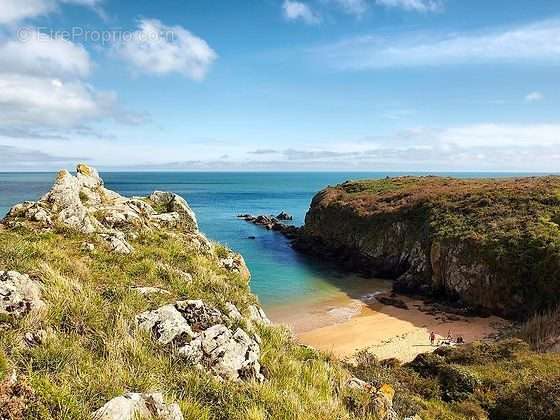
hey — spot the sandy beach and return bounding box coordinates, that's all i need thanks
[267,282,510,363]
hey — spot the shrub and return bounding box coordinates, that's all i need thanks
[437,365,480,402]
[491,377,560,420]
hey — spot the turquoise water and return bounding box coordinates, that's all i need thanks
[0,171,553,307]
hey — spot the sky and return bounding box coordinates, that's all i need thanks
[1,0,560,171]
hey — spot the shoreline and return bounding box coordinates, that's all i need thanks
[267,286,510,363]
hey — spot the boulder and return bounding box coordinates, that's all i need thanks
[218,252,250,280]
[81,242,95,252]
[149,191,198,232]
[101,233,134,254]
[372,384,398,420]
[346,377,370,390]
[137,304,195,346]
[225,302,242,320]
[248,304,271,325]
[131,286,171,296]
[175,300,224,332]
[93,392,183,420]
[375,294,409,310]
[138,300,264,382]
[0,271,45,319]
[197,324,263,382]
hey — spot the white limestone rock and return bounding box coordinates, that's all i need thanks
[93,392,183,420]
[136,304,196,346]
[102,233,134,254]
[139,300,265,382]
[149,191,198,232]
[225,302,242,320]
[248,304,271,326]
[0,271,45,319]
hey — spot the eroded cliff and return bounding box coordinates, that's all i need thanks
[296,176,560,318]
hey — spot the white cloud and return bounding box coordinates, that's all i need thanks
[0,0,103,24]
[60,0,101,5]
[0,32,91,78]
[331,0,368,16]
[0,74,116,128]
[316,19,560,70]
[525,91,544,103]
[0,0,55,24]
[114,19,217,80]
[0,32,126,136]
[375,0,443,12]
[282,0,320,24]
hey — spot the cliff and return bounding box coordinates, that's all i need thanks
[296,176,560,319]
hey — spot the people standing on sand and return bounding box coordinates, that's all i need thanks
[447,330,452,342]
[430,331,435,346]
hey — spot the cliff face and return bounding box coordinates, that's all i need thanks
[296,176,560,319]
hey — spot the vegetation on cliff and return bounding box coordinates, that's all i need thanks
[299,176,560,318]
[348,339,560,420]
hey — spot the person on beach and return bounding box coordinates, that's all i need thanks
[430,331,435,346]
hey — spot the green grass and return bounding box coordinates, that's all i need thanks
[516,306,560,351]
[0,226,361,420]
[346,339,560,420]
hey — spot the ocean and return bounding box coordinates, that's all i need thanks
[0,171,550,313]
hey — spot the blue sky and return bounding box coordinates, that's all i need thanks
[1,0,560,171]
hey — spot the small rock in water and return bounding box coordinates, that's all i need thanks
[276,211,293,221]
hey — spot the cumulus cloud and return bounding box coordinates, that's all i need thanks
[282,0,320,24]
[375,0,443,12]
[0,0,104,24]
[329,0,441,16]
[525,91,544,103]
[0,29,137,140]
[0,0,55,24]
[316,19,560,70]
[0,74,116,128]
[0,32,91,78]
[114,19,217,80]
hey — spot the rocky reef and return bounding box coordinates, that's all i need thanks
[295,176,560,319]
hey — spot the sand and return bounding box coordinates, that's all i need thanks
[268,286,510,363]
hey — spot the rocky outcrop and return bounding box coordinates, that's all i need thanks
[296,176,560,319]
[345,379,398,420]
[2,164,210,255]
[93,392,183,420]
[248,304,271,325]
[0,271,45,319]
[276,211,293,221]
[218,251,251,280]
[137,299,265,382]
[237,214,301,239]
